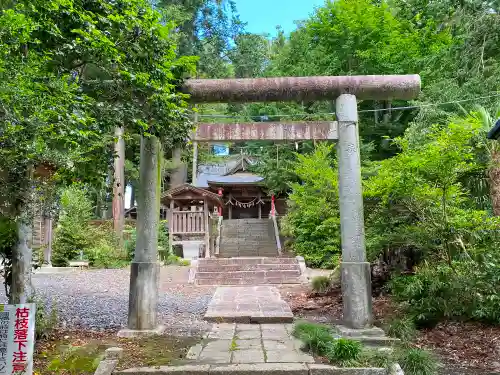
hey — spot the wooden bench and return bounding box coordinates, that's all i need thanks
[68,260,90,270]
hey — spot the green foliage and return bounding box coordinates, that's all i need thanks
[311,276,331,295]
[52,186,94,267]
[52,185,127,268]
[386,317,417,342]
[126,220,172,262]
[390,257,500,327]
[282,144,340,268]
[47,343,103,374]
[395,347,438,375]
[292,323,438,374]
[365,116,489,263]
[33,297,58,340]
[292,322,334,356]
[164,255,191,266]
[324,338,362,364]
[0,216,16,265]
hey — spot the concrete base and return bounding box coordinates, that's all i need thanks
[335,325,385,337]
[341,262,373,329]
[117,325,166,338]
[114,363,388,375]
[335,325,400,348]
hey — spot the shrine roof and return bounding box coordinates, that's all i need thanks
[161,183,222,205]
[206,173,264,186]
[195,155,263,188]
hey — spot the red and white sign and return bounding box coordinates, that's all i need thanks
[0,304,36,375]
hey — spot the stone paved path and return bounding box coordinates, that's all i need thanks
[187,323,315,364]
[204,286,294,323]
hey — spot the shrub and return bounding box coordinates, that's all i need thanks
[126,220,170,262]
[0,216,16,260]
[396,347,438,375]
[325,338,362,364]
[32,296,58,340]
[282,144,341,269]
[356,348,393,369]
[52,185,93,266]
[390,257,500,326]
[386,317,417,342]
[164,254,190,266]
[292,322,335,355]
[124,225,137,260]
[311,276,331,294]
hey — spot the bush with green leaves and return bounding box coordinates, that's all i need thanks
[53,185,128,268]
[396,347,438,375]
[311,276,331,294]
[282,144,341,269]
[31,296,58,340]
[125,220,171,262]
[386,317,417,342]
[292,322,334,355]
[390,257,500,327]
[52,185,94,266]
[324,338,362,364]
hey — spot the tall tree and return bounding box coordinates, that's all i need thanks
[0,0,196,303]
[157,0,244,78]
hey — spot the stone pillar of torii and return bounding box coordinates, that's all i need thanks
[118,75,421,337]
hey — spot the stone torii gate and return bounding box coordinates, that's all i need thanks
[120,75,420,337]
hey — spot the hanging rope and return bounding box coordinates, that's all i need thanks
[225,195,265,208]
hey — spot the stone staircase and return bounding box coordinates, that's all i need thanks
[218,218,278,258]
[193,257,304,285]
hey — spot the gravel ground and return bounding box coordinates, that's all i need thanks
[0,266,215,336]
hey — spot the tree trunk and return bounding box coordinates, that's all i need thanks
[113,126,125,247]
[43,216,53,266]
[105,168,113,219]
[10,207,33,304]
[129,184,135,209]
[489,149,500,216]
[126,135,160,331]
[170,148,187,188]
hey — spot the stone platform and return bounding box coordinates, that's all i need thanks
[204,286,294,323]
[187,323,314,364]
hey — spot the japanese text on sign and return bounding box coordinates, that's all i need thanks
[0,304,36,375]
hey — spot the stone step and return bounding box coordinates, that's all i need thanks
[197,264,299,272]
[221,239,276,245]
[220,247,277,253]
[196,277,302,286]
[198,257,298,265]
[219,253,279,258]
[194,257,303,286]
[196,270,301,279]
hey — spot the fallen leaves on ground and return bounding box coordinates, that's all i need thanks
[281,284,500,372]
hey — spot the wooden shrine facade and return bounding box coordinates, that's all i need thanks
[161,185,223,257]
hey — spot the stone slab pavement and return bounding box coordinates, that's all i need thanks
[204,286,294,323]
[186,323,315,365]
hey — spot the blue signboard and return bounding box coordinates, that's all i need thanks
[213,144,229,156]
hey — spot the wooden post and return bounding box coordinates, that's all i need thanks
[113,126,125,248]
[43,217,53,265]
[218,187,223,217]
[204,198,209,257]
[169,200,174,254]
[192,112,199,186]
[258,192,262,219]
[271,194,276,217]
[228,193,232,220]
